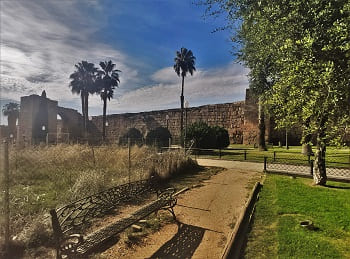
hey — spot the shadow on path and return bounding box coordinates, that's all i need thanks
[149,222,205,259]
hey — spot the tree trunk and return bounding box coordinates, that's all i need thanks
[302,143,313,155]
[81,93,85,133]
[84,93,89,137]
[258,97,267,151]
[180,75,185,146]
[313,137,327,185]
[301,118,313,155]
[102,96,107,142]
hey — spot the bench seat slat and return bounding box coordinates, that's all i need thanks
[76,198,170,255]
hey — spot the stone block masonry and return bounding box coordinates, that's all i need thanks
[91,90,259,144]
[15,89,294,146]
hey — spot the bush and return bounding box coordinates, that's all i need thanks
[119,128,144,146]
[145,127,172,148]
[186,121,230,149]
[71,169,107,199]
[212,126,230,149]
[147,151,199,182]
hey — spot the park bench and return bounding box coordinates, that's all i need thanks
[49,180,177,258]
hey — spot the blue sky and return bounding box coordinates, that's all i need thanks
[0,0,249,125]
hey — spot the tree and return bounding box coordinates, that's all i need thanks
[2,102,19,138]
[98,60,121,142]
[212,126,230,149]
[201,0,350,185]
[119,128,143,146]
[173,47,196,144]
[186,121,229,149]
[145,127,172,148]
[69,61,101,135]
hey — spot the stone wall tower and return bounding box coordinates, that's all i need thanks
[17,94,58,145]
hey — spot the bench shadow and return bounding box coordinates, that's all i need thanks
[149,222,206,259]
[89,235,120,255]
[324,184,350,190]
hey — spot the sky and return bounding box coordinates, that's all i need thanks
[0,0,249,125]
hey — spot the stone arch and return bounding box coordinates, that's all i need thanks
[57,106,84,141]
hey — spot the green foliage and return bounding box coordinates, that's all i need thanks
[69,61,101,131]
[119,128,144,146]
[173,47,196,78]
[202,0,350,146]
[186,121,230,149]
[145,127,172,147]
[2,102,19,117]
[212,125,230,148]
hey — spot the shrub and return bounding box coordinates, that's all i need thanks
[147,150,199,182]
[119,128,144,146]
[186,121,230,149]
[212,126,230,149]
[71,169,107,199]
[15,213,53,249]
[145,127,171,148]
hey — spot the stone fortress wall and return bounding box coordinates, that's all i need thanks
[11,89,303,146]
[91,89,263,144]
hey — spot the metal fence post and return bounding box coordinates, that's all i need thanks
[2,140,10,255]
[219,148,222,159]
[310,159,314,176]
[273,151,276,162]
[244,150,247,160]
[128,138,131,184]
[264,157,267,171]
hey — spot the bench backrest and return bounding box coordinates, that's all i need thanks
[51,179,156,236]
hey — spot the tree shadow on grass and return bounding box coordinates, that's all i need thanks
[149,222,206,259]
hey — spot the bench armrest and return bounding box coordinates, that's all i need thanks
[60,233,84,256]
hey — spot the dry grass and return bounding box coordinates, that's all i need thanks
[1,144,199,256]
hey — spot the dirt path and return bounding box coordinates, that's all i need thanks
[101,161,262,258]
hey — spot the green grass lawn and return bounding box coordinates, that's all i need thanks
[244,174,350,258]
[193,145,350,167]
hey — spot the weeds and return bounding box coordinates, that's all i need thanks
[1,144,199,255]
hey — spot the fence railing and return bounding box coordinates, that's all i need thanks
[160,145,350,179]
[265,153,350,179]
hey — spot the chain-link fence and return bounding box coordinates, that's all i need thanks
[0,141,195,256]
[265,152,350,179]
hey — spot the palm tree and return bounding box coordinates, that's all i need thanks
[98,60,121,141]
[2,102,20,138]
[173,47,196,141]
[69,61,100,135]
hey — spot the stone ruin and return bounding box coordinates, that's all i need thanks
[1,89,302,146]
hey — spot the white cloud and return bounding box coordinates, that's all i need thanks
[0,0,139,111]
[101,63,249,114]
[0,1,249,124]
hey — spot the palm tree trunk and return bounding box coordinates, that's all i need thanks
[313,116,327,185]
[81,93,86,132]
[84,93,89,137]
[258,97,267,151]
[180,75,185,146]
[102,96,107,142]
